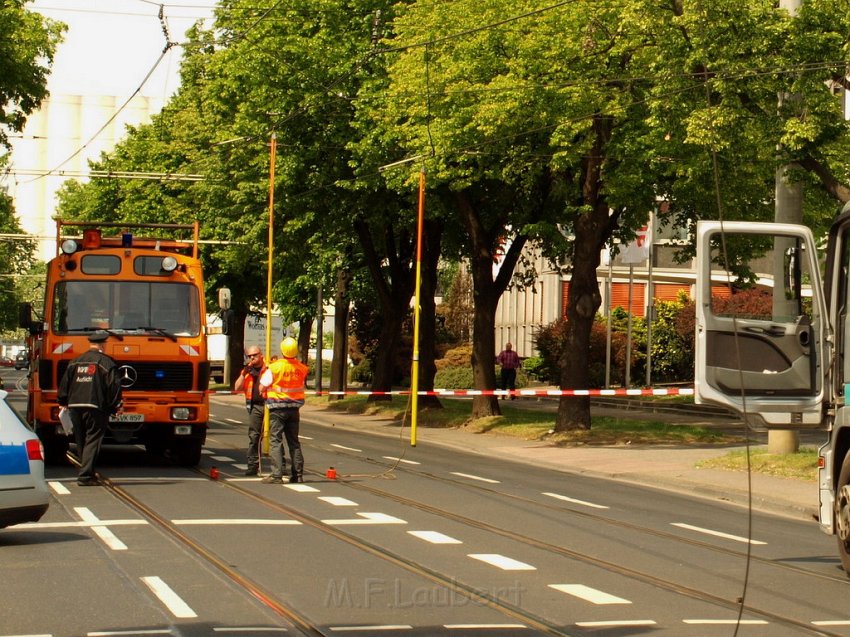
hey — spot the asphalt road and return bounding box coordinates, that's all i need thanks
[1,384,848,637]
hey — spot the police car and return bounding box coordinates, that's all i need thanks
[0,390,49,528]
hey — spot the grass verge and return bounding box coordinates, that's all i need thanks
[307,394,738,446]
[697,447,818,481]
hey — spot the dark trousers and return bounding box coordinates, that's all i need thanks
[268,408,304,480]
[71,408,107,479]
[245,404,265,471]
[500,368,517,395]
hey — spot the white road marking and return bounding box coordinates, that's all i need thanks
[233,463,248,470]
[468,554,535,570]
[18,519,148,529]
[89,631,175,636]
[383,456,420,465]
[210,455,234,462]
[48,480,71,495]
[213,628,288,633]
[542,492,608,509]
[450,472,500,484]
[319,496,358,506]
[285,483,320,492]
[141,576,197,619]
[300,435,313,440]
[202,449,214,454]
[323,512,407,525]
[331,443,362,452]
[684,619,769,625]
[408,530,462,544]
[329,627,412,632]
[224,418,242,424]
[444,625,526,630]
[549,584,631,605]
[672,522,767,545]
[576,620,656,627]
[172,519,302,526]
[812,620,850,626]
[75,507,127,551]
[89,630,173,635]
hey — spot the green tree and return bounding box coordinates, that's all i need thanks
[0,1,64,150]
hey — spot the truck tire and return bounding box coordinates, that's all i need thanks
[171,438,203,467]
[836,452,850,575]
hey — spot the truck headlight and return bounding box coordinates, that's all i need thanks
[171,407,193,421]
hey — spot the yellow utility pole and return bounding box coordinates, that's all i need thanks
[410,168,425,447]
[263,133,277,454]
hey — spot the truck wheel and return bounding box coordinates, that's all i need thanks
[171,439,203,467]
[836,452,850,575]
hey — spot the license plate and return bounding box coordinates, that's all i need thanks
[110,413,144,423]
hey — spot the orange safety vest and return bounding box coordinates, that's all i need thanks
[264,357,309,408]
[241,366,267,406]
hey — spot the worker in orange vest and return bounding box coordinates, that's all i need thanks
[259,337,309,483]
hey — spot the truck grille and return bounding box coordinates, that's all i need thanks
[56,360,195,391]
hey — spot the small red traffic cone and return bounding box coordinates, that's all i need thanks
[210,466,219,480]
[326,467,337,479]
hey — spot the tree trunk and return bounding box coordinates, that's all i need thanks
[297,317,312,365]
[353,217,415,403]
[454,189,529,419]
[417,218,443,410]
[555,114,618,431]
[330,267,351,401]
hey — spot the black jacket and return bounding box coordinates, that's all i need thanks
[58,349,123,414]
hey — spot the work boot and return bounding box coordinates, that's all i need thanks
[261,475,283,484]
[289,475,302,484]
[244,467,258,476]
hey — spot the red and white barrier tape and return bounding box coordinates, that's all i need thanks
[210,387,695,397]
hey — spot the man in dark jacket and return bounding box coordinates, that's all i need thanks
[58,331,123,485]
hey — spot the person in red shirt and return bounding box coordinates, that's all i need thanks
[496,342,520,400]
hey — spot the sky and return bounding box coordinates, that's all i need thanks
[30,0,216,100]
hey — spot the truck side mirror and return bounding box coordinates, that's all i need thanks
[18,302,43,337]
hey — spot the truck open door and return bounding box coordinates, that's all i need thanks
[694,221,830,429]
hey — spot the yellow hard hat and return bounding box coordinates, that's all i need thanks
[280,336,298,359]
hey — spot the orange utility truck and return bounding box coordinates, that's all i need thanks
[19,220,211,465]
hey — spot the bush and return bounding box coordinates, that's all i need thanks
[349,358,372,384]
[522,356,546,381]
[435,344,472,370]
[434,366,475,389]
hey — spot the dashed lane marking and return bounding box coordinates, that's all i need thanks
[382,456,420,465]
[18,519,148,529]
[408,530,462,544]
[285,483,320,492]
[224,418,242,424]
[450,472,500,484]
[319,496,358,506]
[322,512,406,525]
[468,554,535,570]
[172,519,302,526]
[331,443,362,452]
[75,507,128,551]
[48,480,71,495]
[328,627,412,632]
[444,625,527,630]
[812,620,850,626]
[211,455,234,462]
[548,584,631,605]
[213,629,288,633]
[672,522,767,545]
[684,619,769,625]
[88,630,173,635]
[141,576,197,619]
[542,492,608,509]
[575,620,656,628]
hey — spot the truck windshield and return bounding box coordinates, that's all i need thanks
[52,280,201,336]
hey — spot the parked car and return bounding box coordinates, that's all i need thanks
[0,357,13,368]
[0,390,49,528]
[14,351,28,370]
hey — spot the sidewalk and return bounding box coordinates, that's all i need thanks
[213,394,821,522]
